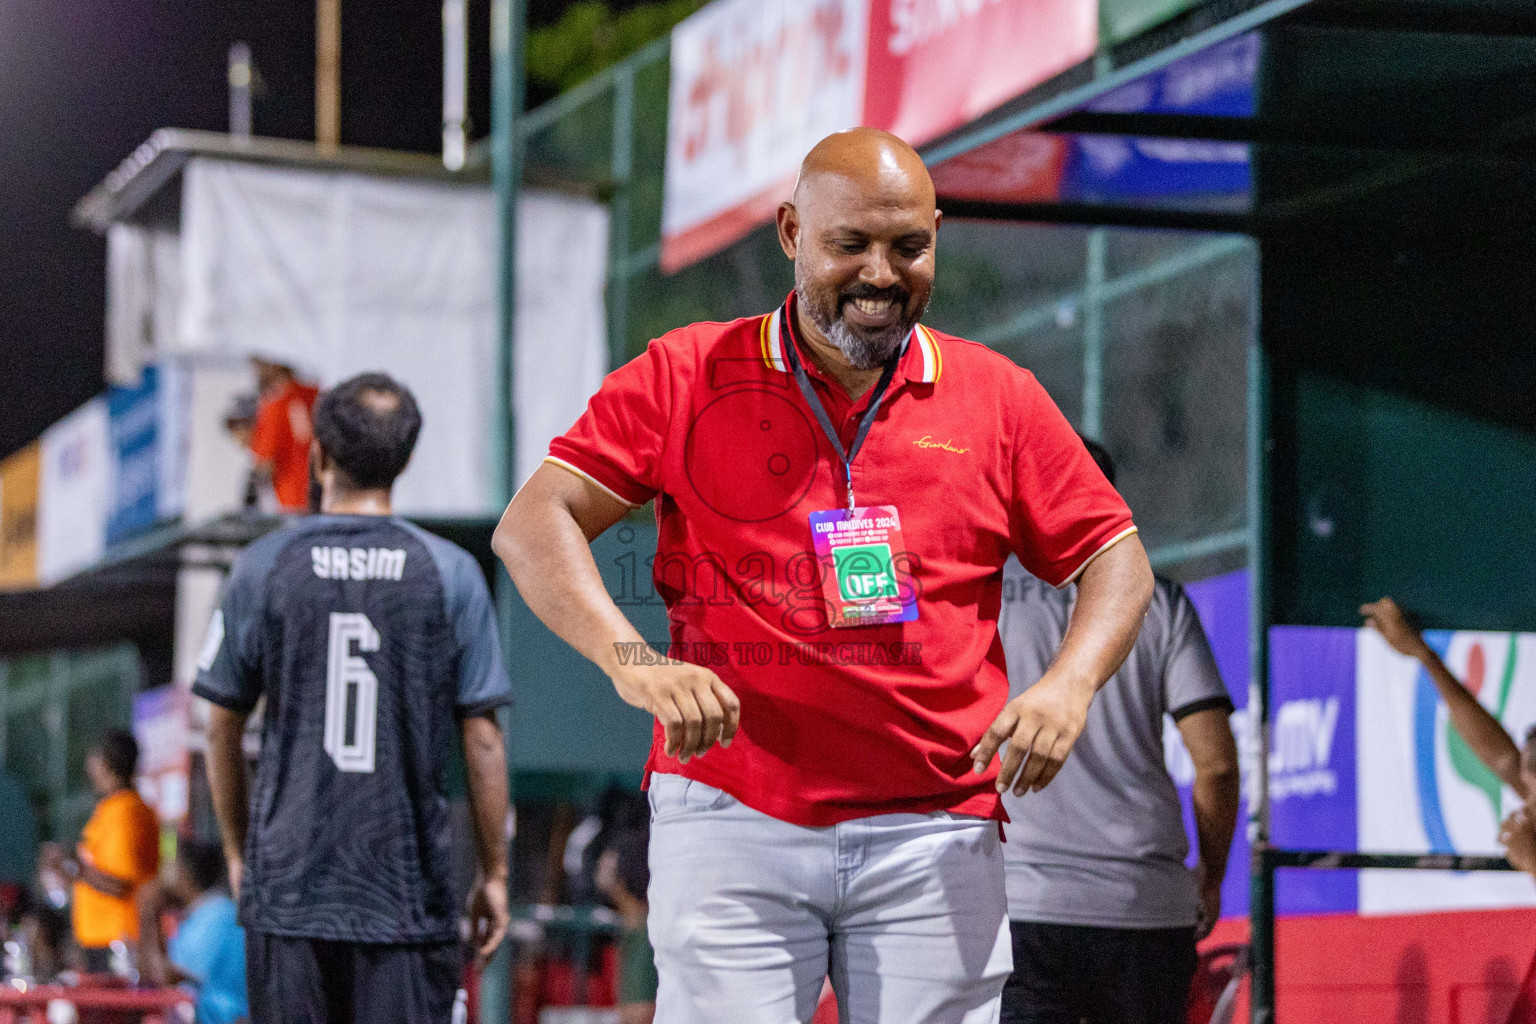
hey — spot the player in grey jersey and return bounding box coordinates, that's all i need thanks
[196,374,512,1024]
[997,438,1241,1024]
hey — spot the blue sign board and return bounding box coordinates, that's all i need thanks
[1180,570,1361,919]
[107,365,163,544]
[1086,33,1259,118]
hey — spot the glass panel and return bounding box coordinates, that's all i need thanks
[5,654,51,697]
[1101,238,1255,553]
[1106,226,1220,279]
[927,220,1090,342]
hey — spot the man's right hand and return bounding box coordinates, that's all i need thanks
[611,660,741,762]
[1361,597,1430,660]
[1194,866,1222,940]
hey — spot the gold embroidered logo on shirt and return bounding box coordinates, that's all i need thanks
[913,435,969,454]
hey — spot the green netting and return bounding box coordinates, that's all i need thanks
[623,222,793,360]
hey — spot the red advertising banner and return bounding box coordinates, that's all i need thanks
[662,0,870,273]
[927,130,1068,203]
[864,0,1098,148]
[661,0,1099,272]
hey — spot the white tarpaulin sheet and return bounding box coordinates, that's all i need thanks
[38,399,111,584]
[174,158,608,517]
[105,224,183,387]
[514,191,610,490]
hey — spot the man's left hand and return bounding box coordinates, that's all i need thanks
[971,675,1093,795]
[468,874,510,970]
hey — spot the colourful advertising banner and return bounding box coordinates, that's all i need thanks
[662,0,870,272]
[1084,32,1257,117]
[930,34,1259,211]
[1356,628,1536,914]
[662,0,1098,271]
[0,442,40,591]
[1173,568,1536,920]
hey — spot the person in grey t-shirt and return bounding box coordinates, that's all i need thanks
[998,438,1241,1024]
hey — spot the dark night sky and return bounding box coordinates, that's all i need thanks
[0,0,585,460]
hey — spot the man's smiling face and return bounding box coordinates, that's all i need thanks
[779,130,941,369]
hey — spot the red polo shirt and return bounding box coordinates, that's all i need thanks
[548,294,1136,825]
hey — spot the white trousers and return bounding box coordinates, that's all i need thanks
[646,773,1012,1024]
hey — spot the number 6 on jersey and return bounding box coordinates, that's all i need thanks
[326,612,380,773]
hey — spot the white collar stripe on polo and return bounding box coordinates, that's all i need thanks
[762,309,938,383]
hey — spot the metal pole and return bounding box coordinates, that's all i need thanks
[315,0,342,151]
[1246,322,1276,1024]
[1082,227,1107,440]
[485,3,525,1020]
[607,62,635,372]
[442,0,468,170]
[0,659,8,768]
[492,0,526,507]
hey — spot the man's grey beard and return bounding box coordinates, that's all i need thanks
[795,280,924,370]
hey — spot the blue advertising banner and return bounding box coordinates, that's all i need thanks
[1180,569,1260,918]
[1177,571,1360,918]
[1085,32,1258,118]
[107,366,161,544]
[1060,135,1251,208]
[1268,626,1359,915]
[1056,34,1259,210]
[1177,574,1535,919]
[105,363,187,545]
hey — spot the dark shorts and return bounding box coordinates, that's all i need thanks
[1000,920,1198,1024]
[247,932,463,1024]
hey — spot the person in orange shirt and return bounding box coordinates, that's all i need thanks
[66,729,160,972]
[249,358,320,512]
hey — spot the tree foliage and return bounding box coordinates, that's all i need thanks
[527,0,704,93]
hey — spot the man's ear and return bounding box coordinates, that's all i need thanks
[776,201,800,260]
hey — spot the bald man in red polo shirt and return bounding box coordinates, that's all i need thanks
[495,129,1153,1023]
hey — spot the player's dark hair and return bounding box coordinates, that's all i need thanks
[181,840,227,893]
[97,729,139,784]
[313,373,422,490]
[1076,433,1117,487]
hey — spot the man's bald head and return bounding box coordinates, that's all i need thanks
[777,129,941,370]
[792,128,936,212]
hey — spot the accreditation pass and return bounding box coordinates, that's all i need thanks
[809,505,919,629]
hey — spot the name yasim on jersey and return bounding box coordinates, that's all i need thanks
[311,546,407,581]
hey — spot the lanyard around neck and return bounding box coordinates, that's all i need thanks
[780,304,901,513]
